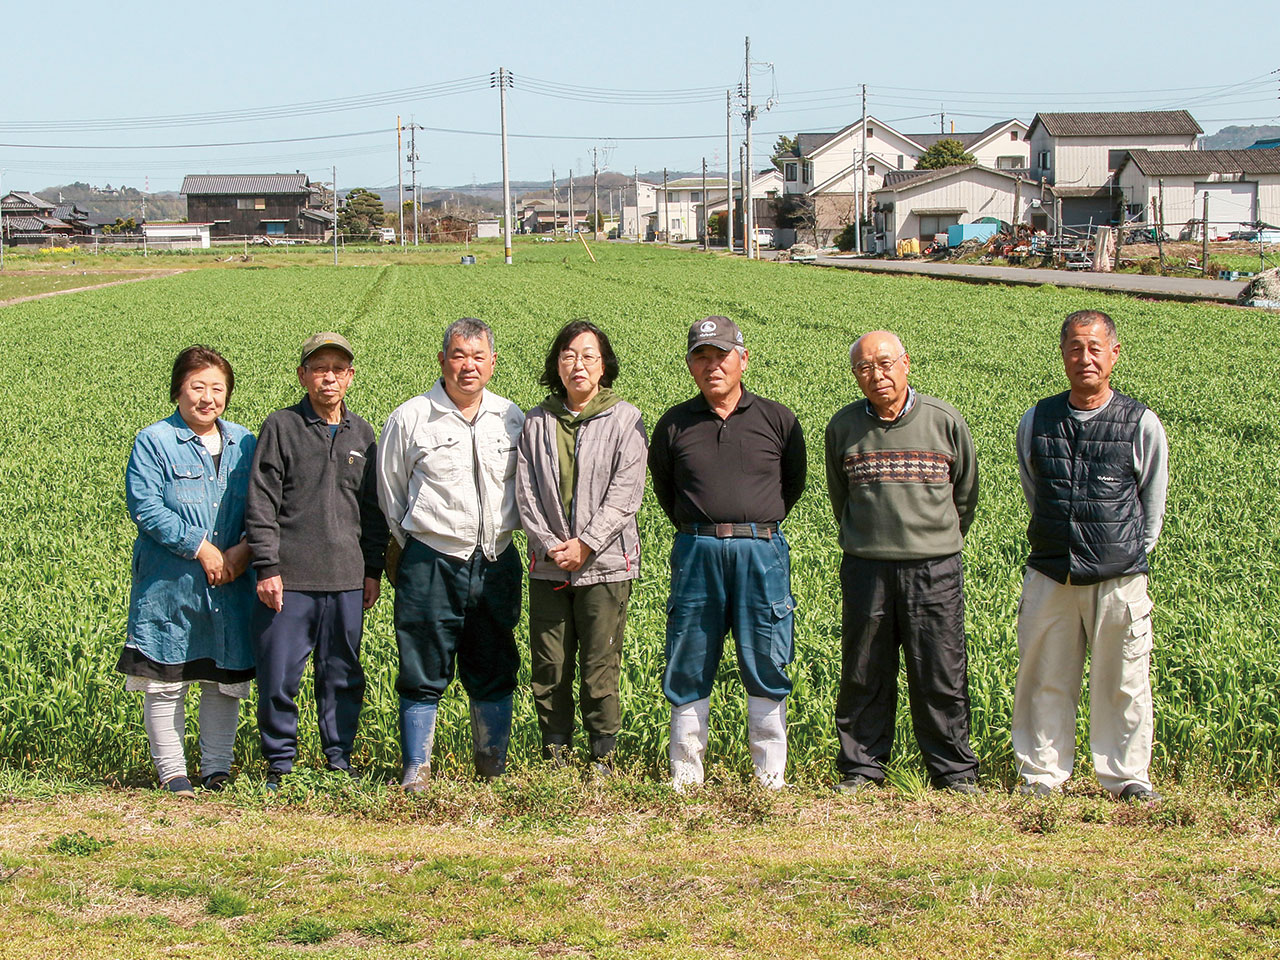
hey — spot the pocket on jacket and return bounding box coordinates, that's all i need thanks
[171,463,205,504]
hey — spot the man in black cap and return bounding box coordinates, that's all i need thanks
[648,316,807,789]
[246,332,388,786]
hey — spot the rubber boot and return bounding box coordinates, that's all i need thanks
[470,697,513,780]
[589,735,616,779]
[542,733,572,768]
[747,695,788,790]
[669,698,710,792]
[399,698,438,793]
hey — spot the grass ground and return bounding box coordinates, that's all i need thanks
[2,771,1278,959]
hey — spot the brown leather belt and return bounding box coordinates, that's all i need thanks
[678,522,777,540]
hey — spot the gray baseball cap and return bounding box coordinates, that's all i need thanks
[686,316,744,356]
[299,332,354,366]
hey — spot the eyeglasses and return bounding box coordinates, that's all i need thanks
[305,363,352,376]
[853,352,905,379]
[558,352,602,368]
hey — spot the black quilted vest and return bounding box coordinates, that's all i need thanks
[1027,390,1148,585]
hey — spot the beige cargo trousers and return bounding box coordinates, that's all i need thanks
[1012,568,1156,793]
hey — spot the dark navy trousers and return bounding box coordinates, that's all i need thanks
[394,538,521,704]
[254,589,365,772]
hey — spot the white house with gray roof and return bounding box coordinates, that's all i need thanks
[1115,149,1280,239]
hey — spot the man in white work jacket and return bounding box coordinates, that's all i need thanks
[378,317,526,789]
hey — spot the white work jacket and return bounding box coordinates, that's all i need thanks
[378,379,525,561]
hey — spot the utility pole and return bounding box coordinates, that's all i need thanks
[858,83,867,254]
[592,147,600,240]
[332,165,338,266]
[662,167,668,244]
[1202,191,1210,272]
[725,90,734,255]
[568,170,574,238]
[743,36,755,259]
[397,116,404,247]
[739,145,746,249]
[406,121,420,246]
[701,157,708,251]
[1156,178,1166,272]
[940,105,945,135]
[0,170,5,270]
[551,167,557,238]
[633,166,640,240]
[493,68,514,264]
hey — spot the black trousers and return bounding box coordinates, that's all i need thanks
[834,552,978,787]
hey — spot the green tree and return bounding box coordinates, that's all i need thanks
[338,188,386,239]
[772,135,798,170]
[707,211,727,241]
[915,139,976,170]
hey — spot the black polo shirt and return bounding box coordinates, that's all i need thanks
[648,389,806,526]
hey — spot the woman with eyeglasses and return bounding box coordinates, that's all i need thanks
[515,320,648,772]
[117,346,257,797]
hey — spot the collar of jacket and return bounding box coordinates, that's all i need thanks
[165,408,240,447]
[299,394,351,426]
[426,377,509,420]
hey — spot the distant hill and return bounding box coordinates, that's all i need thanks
[1202,125,1280,150]
[35,182,186,222]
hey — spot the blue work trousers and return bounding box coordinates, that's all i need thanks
[662,531,795,705]
[254,589,365,773]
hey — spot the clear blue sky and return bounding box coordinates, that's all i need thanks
[2,0,1276,194]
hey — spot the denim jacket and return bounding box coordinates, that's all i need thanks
[124,409,257,671]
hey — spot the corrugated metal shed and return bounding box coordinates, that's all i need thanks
[180,174,309,195]
[1028,110,1202,139]
[1122,149,1280,177]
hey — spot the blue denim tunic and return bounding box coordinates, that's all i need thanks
[124,410,257,672]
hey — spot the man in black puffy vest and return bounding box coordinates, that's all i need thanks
[1011,310,1168,802]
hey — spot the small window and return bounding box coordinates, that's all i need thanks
[898,155,905,169]
[868,165,876,175]
[996,156,1022,170]
[802,161,813,183]
[266,222,285,236]
[867,127,874,139]
[785,163,797,182]
[1107,150,1129,171]
[1010,130,1018,141]
[690,191,702,202]
[236,197,266,210]
[918,213,960,238]
[1037,151,1051,170]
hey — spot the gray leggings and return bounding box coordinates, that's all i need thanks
[143,683,240,783]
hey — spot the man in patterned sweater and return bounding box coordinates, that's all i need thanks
[824,330,981,794]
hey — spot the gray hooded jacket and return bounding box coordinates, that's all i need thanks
[515,398,647,585]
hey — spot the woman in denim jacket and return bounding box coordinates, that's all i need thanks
[116,346,257,797]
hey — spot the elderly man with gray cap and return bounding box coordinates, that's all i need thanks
[648,316,806,789]
[824,330,980,795]
[246,332,388,787]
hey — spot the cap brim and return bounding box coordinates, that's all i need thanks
[686,339,739,357]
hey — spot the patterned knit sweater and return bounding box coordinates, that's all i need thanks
[823,393,979,560]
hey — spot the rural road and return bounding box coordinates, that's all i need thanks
[804,255,1248,303]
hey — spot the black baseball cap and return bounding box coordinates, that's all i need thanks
[686,316,744,356]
